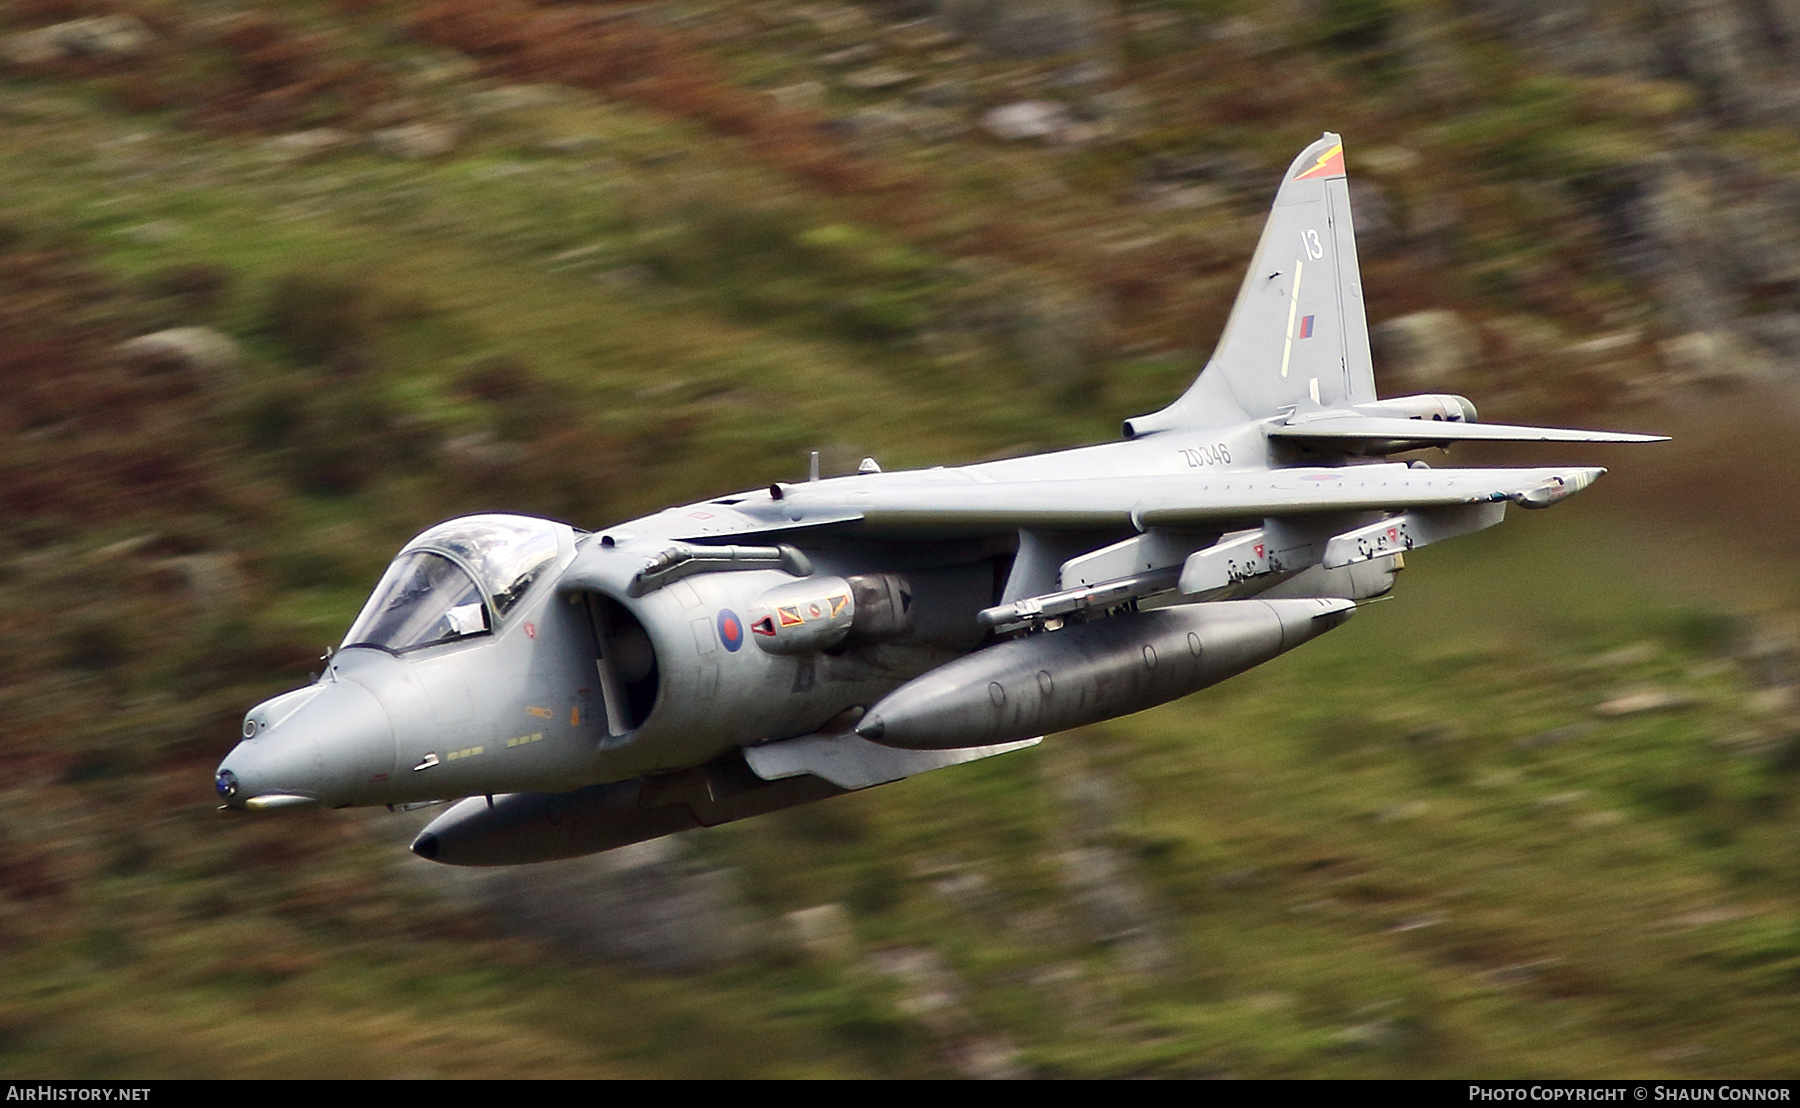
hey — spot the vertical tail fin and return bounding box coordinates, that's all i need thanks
[1124,133,1377,437]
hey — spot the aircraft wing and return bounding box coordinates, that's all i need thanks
[682,463,1607,539]
[1270,415,1665,448]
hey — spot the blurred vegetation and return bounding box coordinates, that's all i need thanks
[0,0,1795,1079]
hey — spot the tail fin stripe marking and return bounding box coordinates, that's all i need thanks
[1280,259,1304,379]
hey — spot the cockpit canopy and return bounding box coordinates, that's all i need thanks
[342,515,572,653]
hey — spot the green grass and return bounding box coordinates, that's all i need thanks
[1,2,1798,1078]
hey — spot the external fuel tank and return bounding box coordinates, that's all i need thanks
[855,598,1354,750]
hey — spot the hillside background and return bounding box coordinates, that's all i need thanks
[2,0,1799,1078]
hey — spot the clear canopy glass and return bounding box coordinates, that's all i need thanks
[341,515,566,652]
[412,516,563,618]
[342,552,488,652]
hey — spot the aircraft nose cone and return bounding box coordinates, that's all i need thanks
[217,680,396,811]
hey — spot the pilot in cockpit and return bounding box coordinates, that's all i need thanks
[340,515,569,654]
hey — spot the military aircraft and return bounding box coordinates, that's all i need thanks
[214,133,1661,865]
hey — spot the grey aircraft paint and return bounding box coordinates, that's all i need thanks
[214,133,1664,866]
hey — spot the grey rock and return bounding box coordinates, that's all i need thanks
[841,65,919,91]
[1649,0,1776,124]
[1042,753,1173,975]
[1589,149,1800,355]
[1334,1018,1401,1050]
[1460,0,1800,126]
[832,105,915,153]
[155,553,246,613]
[116,221,182,245]
[1134,181,1227,213]
[1056,118,1112,146]
[1482,957,1560,988]
[767,80,827,110]
[1405,191,1462,267]
[1146,150,1271,199]
[1208,866,1266,891]
[1052,60,1113,88]
[947,1037,1029,1080]
[902,105,966,143]
[1058,845,1172,974]
[401,53,481,88]
[363,97,427,129]
[866,946,969,1032]
[820,42,883,67]
[939,0,1104,57]
[1349,179,1399,256]
[263,129,358,164]
[540,133,602,155]
[1513,723,1598,750]
[1004,279,1108,395]
[1739,314,1800,362]
[886,17,961,51]
[372,122,461,160]
[432,838,753,973]
[1593,686,1700,717]
[1458,0,1654,78]
[1388,7,1476,107]
[864,945,1026,1075]
[466,83,570,116]
[784,903,856,961]
[981,99,1072,141]
[1735,618,1800,688]
[115,327,243,387]
[1,15,154,67]
[919,859,1006,920]
[440,431,528,472]
[1568,331,1642,359]
[1658,330,1774,387]
[1370,310,1479,391]
[868,1,941,22]
[1374,799,1431,823]
[1604,156,1737,331]
[914,78,974,107]
[1483,313,1564,361]
[0,33,59,68]
[798,3,874,35]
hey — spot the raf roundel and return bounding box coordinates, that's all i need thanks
[717,609,745,652]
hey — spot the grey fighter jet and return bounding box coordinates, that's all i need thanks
[214,134,1662,865]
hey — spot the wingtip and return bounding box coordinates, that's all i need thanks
[1588,430,1669,443]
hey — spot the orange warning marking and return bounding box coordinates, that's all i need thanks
[1293,142,1344,181]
